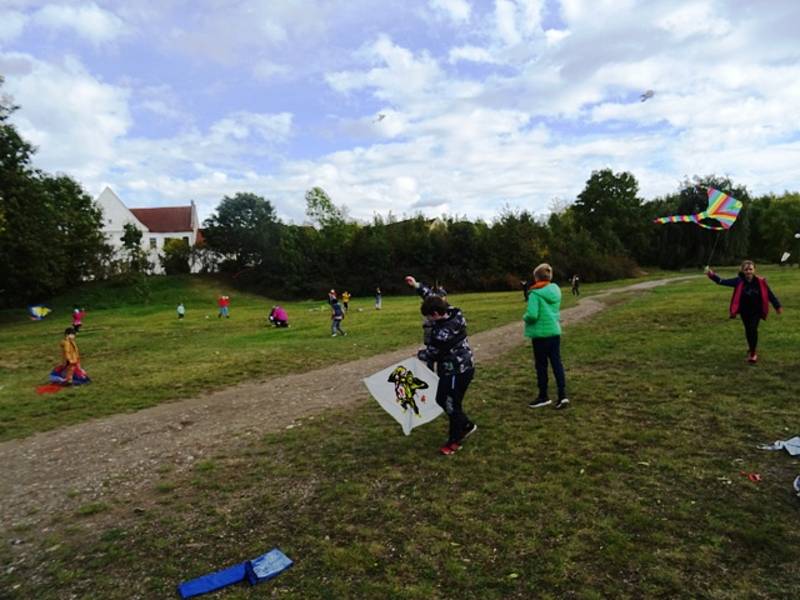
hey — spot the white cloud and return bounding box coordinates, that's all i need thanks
[517,0,544,37]
[0,11,27,44]
[212,112,293,142]
[4,1,800,226]
[429,0,472,23]
[449,45,499,64]
[326,35,443,103]
[495,0,522,46]
[33,3,130,45]
[544,28,570,45]
[252,60,290,82]
[3,52,131,179]
[657,2,732,40]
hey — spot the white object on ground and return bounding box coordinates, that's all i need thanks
[757,436,800,456]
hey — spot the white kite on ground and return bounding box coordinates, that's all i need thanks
[363,358,440,435]
[758,436,800,456]
[781,252,791,263]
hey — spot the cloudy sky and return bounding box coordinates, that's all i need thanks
[2,0,799,223]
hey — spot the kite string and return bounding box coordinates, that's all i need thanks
[706,231,722,268]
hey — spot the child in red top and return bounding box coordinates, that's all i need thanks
[72,307,86,332]
[217,295,230,318]
[706,260,782,363]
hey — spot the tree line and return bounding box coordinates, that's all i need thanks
[203,176,800,299]
[3,78,799,306]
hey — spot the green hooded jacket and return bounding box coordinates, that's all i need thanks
[523,282,562,338]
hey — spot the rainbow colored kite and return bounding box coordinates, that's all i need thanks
[654,188,742,230]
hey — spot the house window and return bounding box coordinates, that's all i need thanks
[149,238,157,249]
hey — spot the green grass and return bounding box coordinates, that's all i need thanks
[2,267,799,598]
[0,275,589,441]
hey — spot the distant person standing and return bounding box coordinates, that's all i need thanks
[525,263,569,410]
[570,274,580,296]
[72,306,86,332]
[218,295,230,318]
[375,287,382,310]
[177,302,185,320]
[331,298,347,336]
[341,291,351,312]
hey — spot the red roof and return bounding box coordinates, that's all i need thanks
[130,206,193,233]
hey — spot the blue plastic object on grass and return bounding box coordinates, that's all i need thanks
[246,548,293,585]
[177,548,292,599]
[177,563,247,599]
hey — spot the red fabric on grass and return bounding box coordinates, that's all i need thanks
[36,384,63,395]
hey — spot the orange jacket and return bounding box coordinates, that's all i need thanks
[61,337,80,364]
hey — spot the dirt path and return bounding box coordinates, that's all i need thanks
[0,276,698,533]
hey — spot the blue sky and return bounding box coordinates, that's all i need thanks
[2,0,800,224]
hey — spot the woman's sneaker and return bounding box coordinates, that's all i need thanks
[554,398,570,410]
[528,398,551,408]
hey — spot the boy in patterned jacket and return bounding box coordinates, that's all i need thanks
[405,276,477,455]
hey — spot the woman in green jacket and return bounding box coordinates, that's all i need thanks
[524,263,569,409]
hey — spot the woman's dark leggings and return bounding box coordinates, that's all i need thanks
[741,313,760,353]
[436,369,474,444]
[532,336,567,400]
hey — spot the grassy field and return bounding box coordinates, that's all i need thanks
[0,275,567,441]
[2,266,800,598]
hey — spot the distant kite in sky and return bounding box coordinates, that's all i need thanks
[373,113,386,122]
[640,89,655,102]
[28,305,51,320]
[654,188,743,230]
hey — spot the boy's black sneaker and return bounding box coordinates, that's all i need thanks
[554,398,570,410]
[461,422,478,441]
[528,398,551,409]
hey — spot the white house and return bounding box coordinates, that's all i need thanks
[95,187,203,274]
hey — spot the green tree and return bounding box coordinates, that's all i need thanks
[305,186,345,228]
[749,192,800,263]
[120,223,152,273]
[0,81,109,303]
[160,238,192,275]
[303,187,355,285]
[203,192,280,269]
[572,169,647,259]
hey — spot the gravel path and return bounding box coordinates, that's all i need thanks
[0,276,698,533]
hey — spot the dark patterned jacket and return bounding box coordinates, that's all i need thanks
[416,283,474,376]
